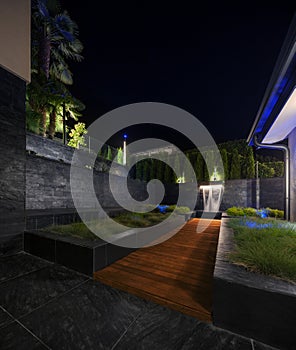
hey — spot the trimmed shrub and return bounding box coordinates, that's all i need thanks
[266,207,284,219]
[226,206,284,219]
[242,207,257,217]
[226,207,245,216]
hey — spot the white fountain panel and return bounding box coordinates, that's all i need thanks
[199,184,224,212]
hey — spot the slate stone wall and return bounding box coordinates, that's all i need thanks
[259,177,285,211]
[220,179,256,210]
[25,132,285,213]
[26,154,147,210]
[221,178,285,211]
[0,67,26,255]
[26,132,128,177]
[163,178,284,211]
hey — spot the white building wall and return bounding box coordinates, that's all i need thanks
[0,0,30,82]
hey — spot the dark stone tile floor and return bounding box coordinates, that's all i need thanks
[0,252,279,350]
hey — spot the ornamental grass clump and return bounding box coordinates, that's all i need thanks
[227,217,296,283]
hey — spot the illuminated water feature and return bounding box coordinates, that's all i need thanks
[199,184,224,213]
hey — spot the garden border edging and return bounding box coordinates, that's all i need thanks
[213,217,296,350]
[24,230,136,276]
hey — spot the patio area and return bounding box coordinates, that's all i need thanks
[0,249,276,349]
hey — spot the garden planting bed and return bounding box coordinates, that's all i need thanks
[24,229,136,276]
[213,216,296,350]
[24,209,188,276]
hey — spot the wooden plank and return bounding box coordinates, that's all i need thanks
[94,218,220,323]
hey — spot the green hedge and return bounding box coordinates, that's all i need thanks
[226,206,284,219]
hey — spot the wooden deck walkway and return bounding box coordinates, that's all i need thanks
[94,218,221,323]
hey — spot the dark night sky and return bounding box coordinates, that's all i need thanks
[61,2,295,150]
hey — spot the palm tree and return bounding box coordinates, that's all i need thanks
[31,0,83,83]
[26,72,52,135]
[26,74,85,138]
[51,89,85,140]
[29,0,84,137]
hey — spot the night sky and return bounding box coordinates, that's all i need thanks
[61,2,295,150]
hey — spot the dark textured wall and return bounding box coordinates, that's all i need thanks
[220,178,284,211]
[220,179,255,210]
[0,67,26,255]
[26,154,147,210]
[259,178,285,211]
[26,132,128,177]
[25,132,285,213]
[162,178,284,211]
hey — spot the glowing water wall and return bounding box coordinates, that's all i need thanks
[200,184,224,212]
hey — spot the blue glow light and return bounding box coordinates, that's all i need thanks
[244,220,272,229]
[157,205,169,214]
[249,54,296,145]
[123,134,127,139]
[256,208,268,219]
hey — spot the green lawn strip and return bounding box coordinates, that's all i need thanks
[42,212,171,241]
[227,218,296,283]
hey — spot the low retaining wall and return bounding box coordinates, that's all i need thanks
[26,132,128,177]
[213,218,296,350]
[164,178,285,210]
[26,133,285,212]
[24,230,135,276]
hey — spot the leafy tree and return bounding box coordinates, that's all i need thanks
[269,162,284,177]
[220,148,228,180]
[26,77,85,138]
[203,150,215,181]
[147,159,153,180]
[68,122,87,148]
[164,156,173,183]
[54,93,85,138]
[244,146,255,178]
[106,146,112,161]
[156,154,166,182]
[26,103,42,134]
[195,152,204,182]
[258,162,275,178]
[116,147,123,164]
[204,162,210,181]
[136,160,144,180]
[219,139,249,157]
[151,159,159,180]
[230,149,241,179]
[183,152,193,183]
[31,0,83,82]
[173,153,182,183]
[142,160,149,182]
[29,0,84,137]
[26,73,52,135]
[257,162,284,178]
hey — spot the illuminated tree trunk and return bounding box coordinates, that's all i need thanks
[39,35,51,79]
[48,109,56,139]
[40,107,47,137]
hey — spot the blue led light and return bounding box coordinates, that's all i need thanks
[244,220,271,229]
[256,208,268,219]
[249,54,296,145]
[123,134,127,139]
[157,205,169,214]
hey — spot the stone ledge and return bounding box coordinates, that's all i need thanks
[213,217,296,350]
[24,230,136,276]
